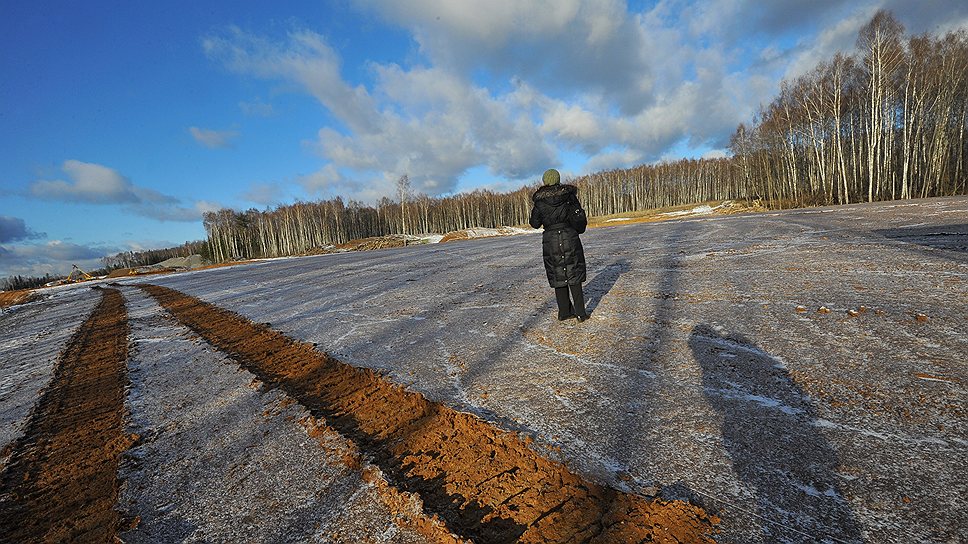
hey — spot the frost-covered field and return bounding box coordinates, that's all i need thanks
[2,196,966,543]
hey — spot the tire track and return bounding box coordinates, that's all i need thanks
[140,283,719,543]
[0,287,132,543]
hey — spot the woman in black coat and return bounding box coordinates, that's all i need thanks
[529,168,589,321]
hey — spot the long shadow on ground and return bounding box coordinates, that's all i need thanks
[583,258,631,315]
[689,325,863,543]
[873,223,968,261]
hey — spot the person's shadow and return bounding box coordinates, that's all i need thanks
[584,259,631,315]
[689,324,863,543]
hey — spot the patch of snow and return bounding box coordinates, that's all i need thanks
[661,205,716,217]
[464,226,536,238]
[605,218,633,222]
[659,202,731,218]
[793,481,843,500]
[708,385,806,416]
[811,418,954,447]
[414,234,444,244]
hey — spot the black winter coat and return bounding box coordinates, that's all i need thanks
[529,184,588,287]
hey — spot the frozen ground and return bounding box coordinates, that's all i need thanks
[116,288,434,543]
[2,196,966,542]
[0,290,99,465]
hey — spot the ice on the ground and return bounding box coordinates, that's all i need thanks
[0,289,101,463]
[660,203,726,217]
[4,195,965,544]
[117,287,432,544]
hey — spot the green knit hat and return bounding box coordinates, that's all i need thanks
[542,168,560,186]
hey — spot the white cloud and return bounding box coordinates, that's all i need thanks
[0,240,115,277]
[357,0,655,114]
[207,29,555,198]
[189,126,240,149]
[31,160,141,204]
[124,200,222,222]
[202,1,968,201]
[583,148,645,173]
[702,148,729,159]
[204,28,381,134]
[541,102,603,144]
[27,160,218,222]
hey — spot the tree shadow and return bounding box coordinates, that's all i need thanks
[688,324,863,543]
[583,258,631,315]
[589,223,727,528]
[873,223,968,261]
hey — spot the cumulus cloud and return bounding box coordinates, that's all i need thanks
[357,0,656,114]
[203,1,967,200]
[204,28,381,134]
[583,148,645,173]
[0,240,115,277]
[27,160,218,222]
[206,28,555,197]
[189,126,240,149]
[125,200,222,222]
[0,216,45,243]
[31,160,141,204]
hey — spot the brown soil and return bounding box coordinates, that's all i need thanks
[586,200,767,229]
[140,284,719,544]
[0,287,131,543]
[439,231,472,243]
[106,267,175,278]
[302,235,409,255]
[439,227,529,243]
[0,289,37,309]
[336,235,409,252]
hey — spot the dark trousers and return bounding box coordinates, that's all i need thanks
[554,284,587,320]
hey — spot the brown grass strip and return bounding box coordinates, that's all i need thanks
[0,287,131,543]
[140,284,719,544]
[0,289,37,309]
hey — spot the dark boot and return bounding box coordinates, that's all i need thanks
[555,287,575,320]
[570,283,589,321]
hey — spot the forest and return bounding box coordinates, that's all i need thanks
[199,11,968,262]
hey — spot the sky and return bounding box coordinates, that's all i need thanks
[2,0,967,279]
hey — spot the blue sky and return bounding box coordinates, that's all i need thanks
[2,0,967,278]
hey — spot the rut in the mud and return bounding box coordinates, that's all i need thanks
[0,288,131,543]
[140,284,719,544]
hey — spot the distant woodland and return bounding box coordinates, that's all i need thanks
[200,11,967,262]
[0,241,210,291]
[6,10,965,288]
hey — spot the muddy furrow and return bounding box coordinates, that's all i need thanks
[140,284,718,543]
[0,288,131,543]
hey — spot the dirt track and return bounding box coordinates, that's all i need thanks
[0,288,130,543]
[0,282,718,543]
[140,283,718,543]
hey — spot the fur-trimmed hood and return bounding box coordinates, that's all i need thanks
[532,183,577,202]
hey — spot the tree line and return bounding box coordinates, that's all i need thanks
[731,10,968,207]
[202,10,966,262]
[0,239,209,291]
[1,274,60,291]
[100,240,209,270]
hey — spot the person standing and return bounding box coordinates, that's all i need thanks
[529,168,589,321]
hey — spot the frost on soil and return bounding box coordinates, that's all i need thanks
[1,196,966,543]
